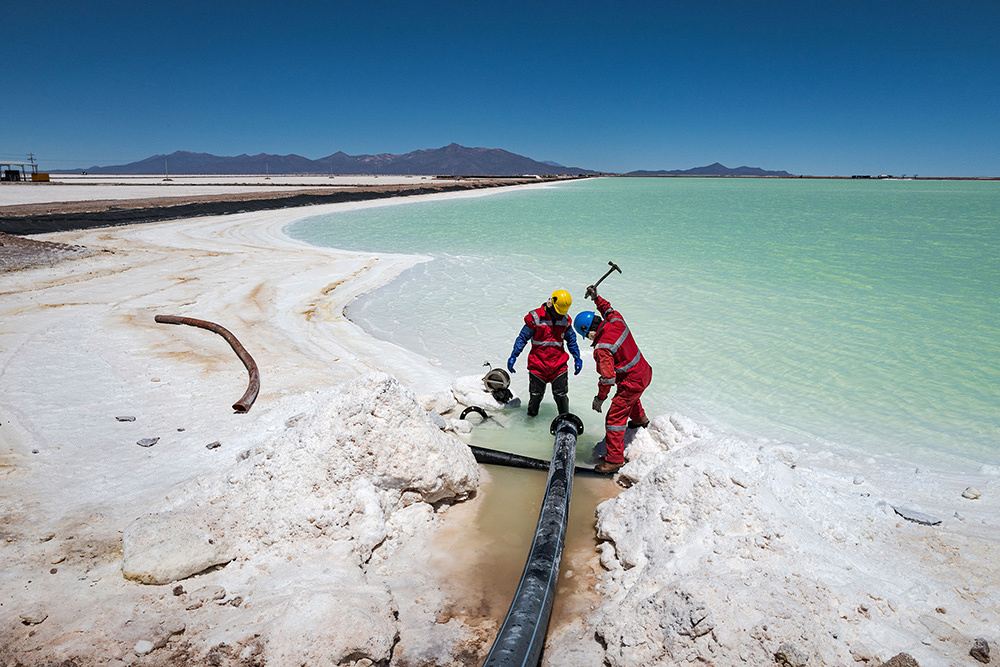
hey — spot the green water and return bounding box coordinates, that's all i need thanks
[288,178,1000,468]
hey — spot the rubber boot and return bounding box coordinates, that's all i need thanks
[554,393,569,415]
[527,393,543,417]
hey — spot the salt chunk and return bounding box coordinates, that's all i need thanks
[121,512,231,585]
[450,419,473,434]
[134,640,155,655]
[19,611,47,625]
[191,585,226,603]
[774,642,808,667]
[284,413,306,428]
[962,487,982,500]
[892,506,942,526]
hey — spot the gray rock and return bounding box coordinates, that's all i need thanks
[427,410,448,429]
[971,637,991,664]
[205,440,222,450]
[116,416,136,422]
[892,505,941,525]
[963,487,982,500]
[775,642,809,667]
[137,437,159,447]
[878,653,919,667]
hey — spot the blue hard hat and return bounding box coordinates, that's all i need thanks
[574,311,596,338]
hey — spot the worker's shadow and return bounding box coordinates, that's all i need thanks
[589,427,642,462]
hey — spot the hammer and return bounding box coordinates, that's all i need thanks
[586,261,622,299]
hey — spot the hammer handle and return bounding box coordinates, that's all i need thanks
[593,269,614,289]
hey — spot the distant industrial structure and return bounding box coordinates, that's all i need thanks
[1,153,48,181]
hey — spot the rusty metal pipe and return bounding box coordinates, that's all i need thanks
[154,314,260,413]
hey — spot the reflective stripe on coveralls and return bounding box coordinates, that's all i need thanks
[525,305,572,384]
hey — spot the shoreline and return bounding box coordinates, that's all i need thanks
[0,176,579,236]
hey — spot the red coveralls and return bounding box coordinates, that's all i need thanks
[525,305,571,383]
[592,295,652,465]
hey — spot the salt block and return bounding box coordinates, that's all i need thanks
[122,511,230,585]
[892,505,941,526]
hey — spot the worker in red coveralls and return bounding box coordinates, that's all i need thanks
[573,285,652,474]
[508,289,583,417]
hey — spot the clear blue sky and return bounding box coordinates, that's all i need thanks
[3,1,998,176]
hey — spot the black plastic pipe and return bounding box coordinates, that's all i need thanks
[481,413,583,667]
[470,443,600,476]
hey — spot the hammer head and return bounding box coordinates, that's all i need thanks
[608,261,622,274]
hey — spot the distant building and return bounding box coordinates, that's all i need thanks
[1,159,45,181]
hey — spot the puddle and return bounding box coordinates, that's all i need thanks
[430,459,619,634]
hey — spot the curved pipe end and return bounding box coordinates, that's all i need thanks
[550,413,584,436]
[459,405,489,421]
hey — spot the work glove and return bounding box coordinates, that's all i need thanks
[574,356,583,375]
[585,285,597,300]
[592,396,604,413]
[507,355,517,373]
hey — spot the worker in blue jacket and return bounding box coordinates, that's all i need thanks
[507,289,583,417]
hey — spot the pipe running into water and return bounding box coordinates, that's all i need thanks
[481,413,583,667]
[470,444,601,477]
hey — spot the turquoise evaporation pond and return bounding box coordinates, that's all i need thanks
[287,178,1000,468]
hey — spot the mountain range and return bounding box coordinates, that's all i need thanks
[626,162,793,177]
[64,144,595,177]
[58,144,792,177]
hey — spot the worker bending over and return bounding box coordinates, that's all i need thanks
[508,289,583,417]
[574,286,652,474]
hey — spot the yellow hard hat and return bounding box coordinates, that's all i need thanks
[551,289,572,315]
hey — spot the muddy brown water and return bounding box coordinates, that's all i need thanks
[430,462,619,636]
